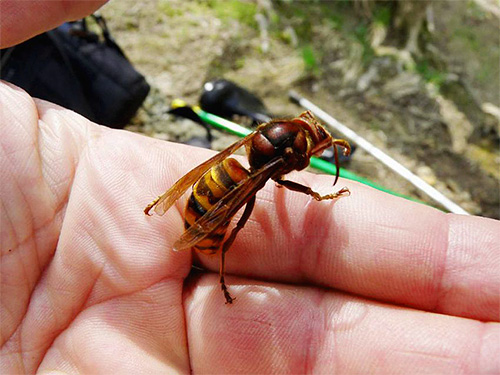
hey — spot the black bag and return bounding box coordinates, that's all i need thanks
[0,15,150,128]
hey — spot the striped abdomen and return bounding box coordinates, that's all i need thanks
[184,158,250,254]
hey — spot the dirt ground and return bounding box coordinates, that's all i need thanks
[100,0,499,219]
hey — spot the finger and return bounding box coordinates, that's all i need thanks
[0,0,107,48]
[0,82,87,348]
[141,140,500,322]
[204,170,500,322]
[184,274,499,374]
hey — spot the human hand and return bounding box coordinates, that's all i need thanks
[1,81,499,373]
[1,0,499,372]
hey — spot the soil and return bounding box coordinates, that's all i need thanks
[100,0,499,219]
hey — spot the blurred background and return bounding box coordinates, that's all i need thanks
[31,1,500,217]
[100,0,499,218]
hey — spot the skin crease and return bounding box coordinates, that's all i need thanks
[0,2,499,374]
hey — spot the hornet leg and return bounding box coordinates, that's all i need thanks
[219,196,256,304]
[275,179,350,201]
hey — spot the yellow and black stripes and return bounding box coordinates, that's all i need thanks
[184,158,250,254]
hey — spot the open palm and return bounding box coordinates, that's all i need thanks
[1,81,499,374]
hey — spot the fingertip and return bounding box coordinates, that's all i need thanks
[0,0,107,48]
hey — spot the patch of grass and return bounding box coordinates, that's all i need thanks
[234,57,246,70]
[206,0,258,28]
[302,44,319,76]
[373,5,392,27]
[158,0,183,17]
[416,60,447,87]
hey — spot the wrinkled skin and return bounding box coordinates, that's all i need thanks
[1,2,499,374]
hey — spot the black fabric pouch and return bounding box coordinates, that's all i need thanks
[0,15,150,128]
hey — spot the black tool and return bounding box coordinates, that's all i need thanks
[200,79,272,125]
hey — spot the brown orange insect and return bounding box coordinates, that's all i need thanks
[145,111,350,304]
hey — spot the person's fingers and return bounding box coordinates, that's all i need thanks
[184,274,500,374]
[209,173,500,322]
[0,0,107,48]
[1,82,86,350]
[141,135,500,322]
